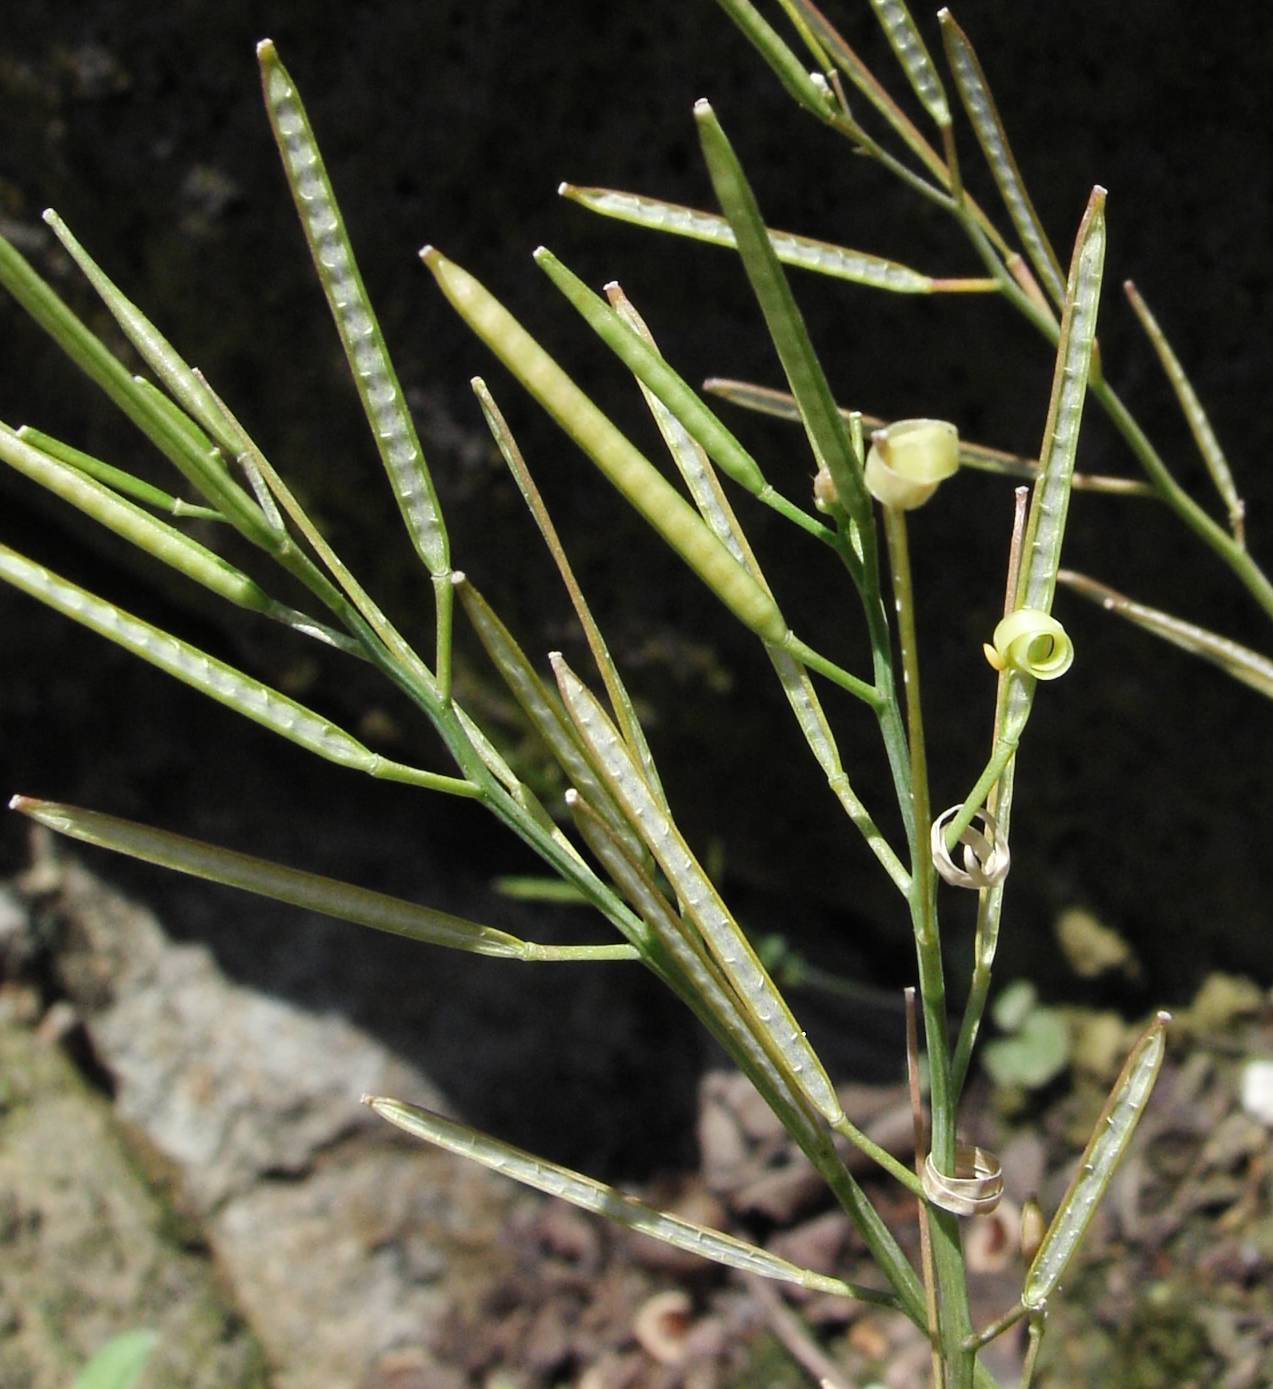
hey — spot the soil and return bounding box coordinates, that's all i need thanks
[1,840,1269,1388]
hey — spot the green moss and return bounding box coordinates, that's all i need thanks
[723,1331,810,1389]
[1110,1292,1215,1389]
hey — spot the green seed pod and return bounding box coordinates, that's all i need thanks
[984,608,1073,680]
[864,419,959,510]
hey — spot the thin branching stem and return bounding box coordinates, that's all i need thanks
[965,1303,1027,1352]
[948,202,1273,626]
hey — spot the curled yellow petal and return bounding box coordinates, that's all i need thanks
[987,608,1073,680]
[865,418,959,510]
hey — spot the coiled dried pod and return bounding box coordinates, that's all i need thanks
[931,805,1010,889]
[922,1143,1004,1217]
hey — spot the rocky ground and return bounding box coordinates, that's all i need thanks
[2,828,1270,1389]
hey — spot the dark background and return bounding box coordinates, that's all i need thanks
[2,1,1270,1174]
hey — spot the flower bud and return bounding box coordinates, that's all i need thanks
[984,608,1074,680]
[1019,1195,1046,1263]
[864,419,959,510]
[812,465,838,511]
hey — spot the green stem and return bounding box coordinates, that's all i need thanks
[833,506,974,1387]
[831,1115,924,1197]
[942,703,1029,853]
[519,942,641,962]
[433,571,455,704]
[829,114,962,223]
[1019,1314,1046,1389]
[883,508,936,943]
[953,204,1273,627]
[965,1303,1028,1352]
[779,633,883,707]
[815,1142,928,1327]
[369,758,481,797]
[756,482,837,544]
[951,727,1021,1098]
[1092,379,1273,622]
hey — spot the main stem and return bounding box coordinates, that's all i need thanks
[879,508,977,1388]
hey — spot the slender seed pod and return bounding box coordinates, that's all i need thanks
[10,796,529,957]
[258,41,449,581]
[0,424,275,617]
[984,608,1073,680]
[552,654,845,1127]
[363,1095,888,1301]
[1023,1012,1170,1309]
[864,418,959,510]
[421,247,789,644]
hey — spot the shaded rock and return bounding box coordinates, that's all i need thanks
[25,844,525,1386]
[0,1017,266,1388]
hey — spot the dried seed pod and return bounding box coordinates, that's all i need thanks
[865,419,959,510]
[922,1143,1004,1217]
[983,607,1074,679]
[930,805,1010,889]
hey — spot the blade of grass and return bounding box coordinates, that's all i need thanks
[470,379,666,801]
[491,876,589,904]
[939,10,1067,308]
[10,796,631,962]
[71,1329,157,1389]
[1123,279,1243,543]
[558,186,995,293]
[364,1094,895,1303]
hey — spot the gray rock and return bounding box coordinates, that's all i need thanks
[33,845,528,1386]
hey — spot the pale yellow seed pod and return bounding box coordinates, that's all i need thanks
[983,608,1074,680]
[864,418,959,510]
